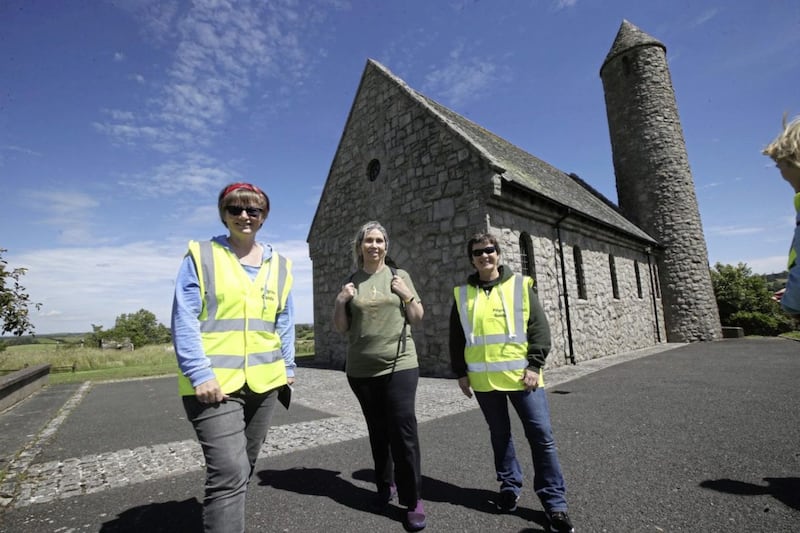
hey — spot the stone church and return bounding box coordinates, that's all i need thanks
[307,20,722,376]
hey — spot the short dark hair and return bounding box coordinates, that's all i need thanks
[466,232,500,260]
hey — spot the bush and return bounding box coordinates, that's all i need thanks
[711,262,797,336]
[728,310,796,336]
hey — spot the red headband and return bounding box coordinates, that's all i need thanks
[222,182,262,198]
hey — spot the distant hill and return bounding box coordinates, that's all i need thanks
[763,271,789,292]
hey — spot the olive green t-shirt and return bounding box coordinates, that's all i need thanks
[346,267,420,378]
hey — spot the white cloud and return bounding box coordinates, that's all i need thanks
[97,0,342,154]
[689,8,719,28]
[422,43,505,107]
[739,255,789,275]
[12,238,313,335]
[554,0,577,9]
[20,190,107,246]
[708,225,765,237]
[1,145,43,157]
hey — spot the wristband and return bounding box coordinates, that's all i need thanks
[403,296,415,305]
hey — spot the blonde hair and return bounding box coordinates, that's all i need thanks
[763,114,800,168]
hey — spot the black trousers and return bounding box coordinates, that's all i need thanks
[348,367,422,507]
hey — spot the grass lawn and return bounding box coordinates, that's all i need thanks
[1,343,316,384]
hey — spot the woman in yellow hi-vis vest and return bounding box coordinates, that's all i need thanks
[449,233,575,533]
[171,182,295,533]
[763,115,800,316]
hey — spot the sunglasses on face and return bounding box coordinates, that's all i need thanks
[471,246,497,257]
[225,206,263,217]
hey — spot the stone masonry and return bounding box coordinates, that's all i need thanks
[600,20,722,342]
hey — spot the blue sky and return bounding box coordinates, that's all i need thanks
[1,0,798,335]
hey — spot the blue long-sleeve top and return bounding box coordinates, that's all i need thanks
[171,235,296,389]
[781,193,800,315]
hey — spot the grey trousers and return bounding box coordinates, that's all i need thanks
[183,386,278,533]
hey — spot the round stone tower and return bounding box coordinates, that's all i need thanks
[600,20,721,342]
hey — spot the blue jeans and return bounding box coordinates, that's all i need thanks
[183,386,278,533]
[474,387,568,512]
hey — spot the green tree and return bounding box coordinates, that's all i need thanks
[86,324,111,348]
[0,248,42,337]
[111,308,171,347]
[711,262,795,335]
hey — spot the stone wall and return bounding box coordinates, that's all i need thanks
[601,22,721,342]
[486,209,665,367]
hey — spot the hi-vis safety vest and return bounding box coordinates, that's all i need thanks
[789,193,799,269]
[178,240,293,396]
[454,274,543,392]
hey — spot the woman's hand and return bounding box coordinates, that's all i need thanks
[195,378,230,404]
[337,282,357,303]
[391,275,413,303]
[457,376,473,399]
[521,368,539,391]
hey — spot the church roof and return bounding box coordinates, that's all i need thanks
[367,59,658,244]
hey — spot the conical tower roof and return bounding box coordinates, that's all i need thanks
[600,19,665,75]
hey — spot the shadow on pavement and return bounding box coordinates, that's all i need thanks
[98,497,201,532]
[699,476,800,511]
[256,467,400,517]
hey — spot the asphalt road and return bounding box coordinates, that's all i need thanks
[0,337,797,532]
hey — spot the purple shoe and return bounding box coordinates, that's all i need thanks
[404,499,426,531]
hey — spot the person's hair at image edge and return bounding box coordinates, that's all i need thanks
[763,114,800,167]
[352,221,390,268]
[217,182,270,226]
[466,232,501,261]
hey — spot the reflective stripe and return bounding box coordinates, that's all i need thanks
[467,358,528,373]
[199,318,276,333]
[208,355,245,369]
[466,333,513,346]
[457,286,471,342]
[249,349,283,366]
[206,351,281,369]
[248,319,276,333]
[198,241,218,319]
[275,257,289,312]
[458,275,527,347]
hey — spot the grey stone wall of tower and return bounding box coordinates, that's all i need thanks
[600,20,722,342]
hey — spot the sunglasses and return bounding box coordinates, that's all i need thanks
[471,246,497,257]
[225,206,263,217]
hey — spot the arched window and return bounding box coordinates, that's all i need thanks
[573,246,587,300]
[609,254,619,299]
[519,232,537,280]
[634,260,643,299]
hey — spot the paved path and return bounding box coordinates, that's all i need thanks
[0,338,798,532]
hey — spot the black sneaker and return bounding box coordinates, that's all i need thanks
[496,490,519,512]
[546,510,574,533]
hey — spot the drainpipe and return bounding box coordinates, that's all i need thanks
[555,210,576,365]
[645,247,662,342]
